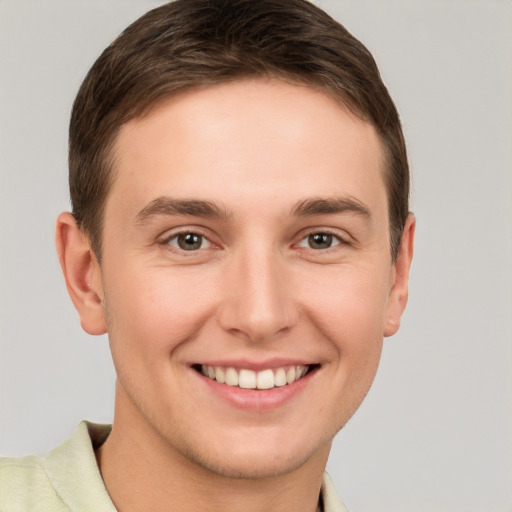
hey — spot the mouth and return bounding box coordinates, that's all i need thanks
[193,364,318,390]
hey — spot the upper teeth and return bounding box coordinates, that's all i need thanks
[201,365,309,390]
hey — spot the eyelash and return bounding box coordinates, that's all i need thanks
[296,230,346,251]
[160,228,348,254]
[162,231,214,252]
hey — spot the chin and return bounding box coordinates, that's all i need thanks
[183,445,317,480]
[170,425,333,480]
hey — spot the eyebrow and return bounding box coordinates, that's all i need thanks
[135,195,371,224]
[135,197,233,224]
[291,196,371,218]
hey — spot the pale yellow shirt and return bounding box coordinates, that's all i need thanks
[0,422,348,511]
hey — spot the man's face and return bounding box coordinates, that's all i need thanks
[93,79,409,478]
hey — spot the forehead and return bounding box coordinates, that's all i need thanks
[108,79,387,218]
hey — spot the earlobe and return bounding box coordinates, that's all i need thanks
[55,212,107,335]
[384,214,415,337]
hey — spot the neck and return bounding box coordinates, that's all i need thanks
[96,383,330,512]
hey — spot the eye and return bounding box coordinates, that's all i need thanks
[166,232,212,251]
[298,232,341,250]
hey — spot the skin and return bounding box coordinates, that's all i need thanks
[56,78,414,512]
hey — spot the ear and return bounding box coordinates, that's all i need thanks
[55,212,107,335]
[384,214,415,337]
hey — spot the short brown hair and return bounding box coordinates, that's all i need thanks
[69,0,409,260]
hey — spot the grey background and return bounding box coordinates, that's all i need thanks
[1,1,511,511]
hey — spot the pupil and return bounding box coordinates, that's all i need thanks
[178,233,201,250]
[309,233,332,249]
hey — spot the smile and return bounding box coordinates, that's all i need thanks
[199,364,312,390]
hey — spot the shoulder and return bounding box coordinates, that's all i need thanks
[0,455,69,511]
[0,422,114,512]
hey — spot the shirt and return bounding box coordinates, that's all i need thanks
[0,422,349,512]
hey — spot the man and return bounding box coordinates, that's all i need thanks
[0,0,414,510]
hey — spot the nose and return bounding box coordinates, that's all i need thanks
[216,247,298,343]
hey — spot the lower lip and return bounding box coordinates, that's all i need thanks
[195,368,316,411]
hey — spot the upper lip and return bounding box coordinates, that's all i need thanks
[191,358,316,371]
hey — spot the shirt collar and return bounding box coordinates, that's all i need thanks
[44,421,349,512]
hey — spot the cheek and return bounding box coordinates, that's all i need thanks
[103,266,219,362]
[300,264,390,349]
